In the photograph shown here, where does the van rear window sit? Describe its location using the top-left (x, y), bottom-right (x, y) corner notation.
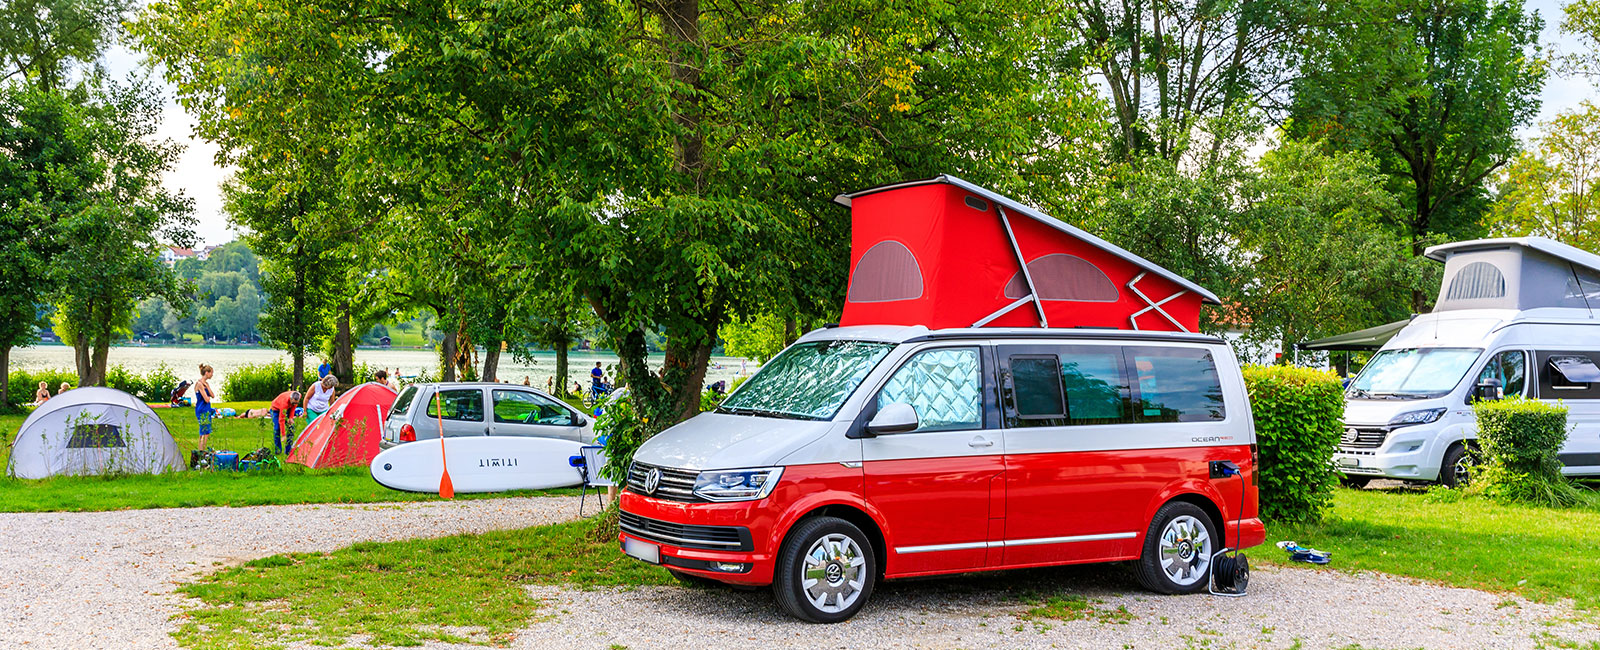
top-left (1128, 347), bottom-right (1225, 422)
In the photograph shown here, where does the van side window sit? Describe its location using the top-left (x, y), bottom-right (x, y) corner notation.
top-left (1009, 355), bottom-right (1067, 422)
top-left (1476, 350), bottom-right (1527, 400)
top-left (877, 348), bottom-right (981, 432)
top-left (1126, 347), bottom-right (1226, 422)
top-left (1060, 346), bottom-right (1131, 424)
top-left (1538, 351), bottom-right (1600, 399)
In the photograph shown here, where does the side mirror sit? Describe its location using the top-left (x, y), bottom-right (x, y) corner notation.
top-left (1473, 377), bottom-right (1503, 402)
top-left (865, 403), bottom-right (919, 436)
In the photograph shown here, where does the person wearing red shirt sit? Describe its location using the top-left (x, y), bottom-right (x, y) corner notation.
top-left (269, 390), bottom-right (303, 455)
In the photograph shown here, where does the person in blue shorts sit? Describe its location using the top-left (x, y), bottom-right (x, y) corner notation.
top-left (195, 364), bottom-right (218, 450)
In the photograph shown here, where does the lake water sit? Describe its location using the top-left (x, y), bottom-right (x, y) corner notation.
top-left (11, 345), bottom-right (757, 400)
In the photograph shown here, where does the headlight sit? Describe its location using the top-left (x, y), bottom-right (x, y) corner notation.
top-left (692, 467), bottom-right (784, 502)
top-left (1389, 408), bottom-right (1446, 427)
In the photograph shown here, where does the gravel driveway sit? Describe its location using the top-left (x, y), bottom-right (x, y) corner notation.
top-left (4, 498), bottom-right (1597, 650)
top-left (0, 497), bottom-right (577, 649)
top-left (510, 565), bottom-right (1600, 650)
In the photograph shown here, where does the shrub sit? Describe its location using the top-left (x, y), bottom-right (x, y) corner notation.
top-left (4, 368), bottom-right (80, 408)
top-left (223, 361), bottom-right (295, 402)
top-left (102, 364), bottom-right (181, 403)
top-left (1242, 365), bottom-right (1344, 522)
top-left (1471, 397), bottom-right (1583, 507)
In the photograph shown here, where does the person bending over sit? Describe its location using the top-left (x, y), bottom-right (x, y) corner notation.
top-left (269, 390), bottom-right (303, 455)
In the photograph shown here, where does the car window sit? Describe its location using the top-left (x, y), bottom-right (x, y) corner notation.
top-left (1127, 346), bottom-right (1226, 422)
top-left (391, 386), bottom-right (418, 417)
top-left (1061, 347), bottom-right (1131, 424)
top-left (876, 348), bottom-right (981, 432)
top-left (1010, 356), bottom-right (1066, 420)
top-left (493, 390), bottom-right (576, 426)
top-left (1477, 350), bottom-right (1527, 400)
top-left (426, 389), bottom-right (484, 422)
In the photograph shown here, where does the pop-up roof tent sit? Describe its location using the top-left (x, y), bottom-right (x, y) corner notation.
top-left (286, 383), bottom-right (396, 469)
top-left (8, 387), bottom-right (183, 479)
top-left (833, 176), bottom-right (1220, 331)
top-left (1424, 236), bottom-right (1600, 315)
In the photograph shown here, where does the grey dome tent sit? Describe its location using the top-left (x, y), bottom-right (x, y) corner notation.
top-left (7, 387), bottom-right (183, 479)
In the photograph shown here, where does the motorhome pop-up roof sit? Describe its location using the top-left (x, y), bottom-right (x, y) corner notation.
top-left (833, 176), bottom-right (1220, 332)
top-left (1423, 236), bottom-right (1600, 316)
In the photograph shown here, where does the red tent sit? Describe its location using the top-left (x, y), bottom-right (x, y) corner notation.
top-left (286, 383), bottom-right (397, 469)
top-left (833, 176), bottom-right (1219, 331)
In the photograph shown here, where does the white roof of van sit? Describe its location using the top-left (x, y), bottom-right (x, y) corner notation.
top-left (1425, 236), bottom-right (1600, 273)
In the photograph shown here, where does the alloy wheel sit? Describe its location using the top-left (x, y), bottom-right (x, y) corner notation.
top-left (1158, 514), bottom-right (1212, 586)
top-left (801, 533), bottom-right (867, 613)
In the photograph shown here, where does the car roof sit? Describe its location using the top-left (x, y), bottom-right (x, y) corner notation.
top-left (797, 324), bottom-right (1223, 346)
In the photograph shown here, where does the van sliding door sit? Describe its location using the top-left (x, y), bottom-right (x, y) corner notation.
top-left (999, 344), bottom-right (1140, 566)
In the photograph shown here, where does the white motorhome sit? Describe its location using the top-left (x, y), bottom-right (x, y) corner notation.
top-left (1335, 236), bottom-right (1600, 487)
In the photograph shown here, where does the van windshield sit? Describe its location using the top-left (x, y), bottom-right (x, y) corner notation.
top-left (1348, 348), bottom-right (1483, 400)
top-left (717, 340), bottom-right (895, 420)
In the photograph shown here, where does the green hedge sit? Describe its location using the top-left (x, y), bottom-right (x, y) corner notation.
top-left (6, 365), bottom-right (180, 406)
top-left (223, 361), bottom-right (296, 402)
top-left (5, 368), bottom-right (80, 407)
top-left (1242, 365), bottom-right (1344, 522)
top-left (1471, 397), bottom-right (1582, 507)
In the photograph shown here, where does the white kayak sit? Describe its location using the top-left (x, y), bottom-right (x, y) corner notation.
top-left (370, 436), bottom-right (588, 493)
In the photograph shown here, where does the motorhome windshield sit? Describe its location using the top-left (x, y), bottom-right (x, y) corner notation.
top-left (1348, 348), bottom-right (1483, 400)
top-left (717, 340), bottom-right (895, 420)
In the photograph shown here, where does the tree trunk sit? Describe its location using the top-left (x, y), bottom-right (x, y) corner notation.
top-left (784, 317), bottom-right (798, 346)
top-left (665, 341), bottom-right (714, 422)
top-left (89, 330), bottom-right (111, 386)
top-left (73, 341), bottom-right (90, 385)
top-left (440, 327), bottom-right (458, 382)
top-left (1, 345), bottom-right (10, 408)
top-left (554, 338), bottom-right (569, 397)
top-left (292, 350), bottom-right (305, 387)
top-left (333, 302), bottom-right (353, 383)
top-left (481, 340), bottom-right (501, 383)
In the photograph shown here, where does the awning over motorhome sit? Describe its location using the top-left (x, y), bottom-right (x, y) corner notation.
top-left (1550, 355), bottom-right (1600, 383)
top-left (1296, 320), bottom-right (1409, 351)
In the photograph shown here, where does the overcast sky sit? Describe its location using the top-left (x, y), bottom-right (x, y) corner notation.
top-left (105, 0), bottom-right (1598, 247)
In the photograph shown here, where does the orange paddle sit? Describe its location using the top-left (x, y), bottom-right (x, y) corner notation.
top-left (434, 392), bottom-right (454, 499)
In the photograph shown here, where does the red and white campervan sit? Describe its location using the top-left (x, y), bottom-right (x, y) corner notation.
top-left (618, 177), bottom-right (1265, 622)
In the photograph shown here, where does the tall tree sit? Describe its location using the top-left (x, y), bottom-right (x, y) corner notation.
top-left (50, 80), bottom-right (195, 385)
top-left (1290, 0), bottom-right (1545, 309)
top-left (0, 0), bottom-right (128, 91)
top-left (1489, 102), bottom-right (1600, 251)
top-left (1064, 0), bottom-right (1312, 162)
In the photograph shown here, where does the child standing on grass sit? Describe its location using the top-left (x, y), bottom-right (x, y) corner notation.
top-left (195, 364), bottom-right (217, 450)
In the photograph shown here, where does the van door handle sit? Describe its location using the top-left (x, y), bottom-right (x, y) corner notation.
top-left (969, 436), bottom-right (994, 448)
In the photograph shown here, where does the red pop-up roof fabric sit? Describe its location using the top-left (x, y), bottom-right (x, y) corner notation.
top-left (836, 177), bottom-right (1217, 332)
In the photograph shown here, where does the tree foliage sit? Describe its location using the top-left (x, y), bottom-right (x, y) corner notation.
top-left (1489, 102), bottom-right (1600, 251)
top-left (1290, 0), bottom-right (1545, 300)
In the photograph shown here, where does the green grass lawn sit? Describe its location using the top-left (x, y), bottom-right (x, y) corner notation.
top-left (1266, 487), bottom-right (1600, 610)
top-left (175, 513), bottom-right (666, 648)
top-left (0, 400), bottom-right (569, 512)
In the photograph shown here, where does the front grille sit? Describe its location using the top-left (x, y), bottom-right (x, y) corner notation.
top-left (619, 511), bottom-right (752, 551)
top-left (626, 462), bottom-right (702, 502)
top-left (1339, 426), bottom-right (1389, 449)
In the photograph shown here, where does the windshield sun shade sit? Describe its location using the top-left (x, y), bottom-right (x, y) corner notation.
top-left (1550, 355), bottom-right (1600, 383)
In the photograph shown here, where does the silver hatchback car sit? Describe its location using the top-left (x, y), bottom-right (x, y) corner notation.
top-left (380, 382), bottom-right (595, 449)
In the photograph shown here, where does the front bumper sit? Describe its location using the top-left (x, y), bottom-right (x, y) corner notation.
top-left (1331, 424), bottom-right (1443, 481)
top-left (618, 490), bottom-right (781, 586)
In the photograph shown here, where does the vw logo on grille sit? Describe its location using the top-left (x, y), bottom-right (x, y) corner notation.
top-left (642, 467), bottom-right (662, 495)
top-left (1342, 428), bottom-right (1360, 445)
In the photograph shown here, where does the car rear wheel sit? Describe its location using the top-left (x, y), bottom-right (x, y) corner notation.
top-left (1135, 501), bottom-right (1219, 595)
top-left (773, 516), bottom-right (876, 623)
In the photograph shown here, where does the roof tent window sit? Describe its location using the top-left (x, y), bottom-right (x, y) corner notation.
top-left (1003, 254), bottom-right (1119, 302)
top-left (847, 240), bottom-right (924, 303)
top-left (1445, 261), bottom-right (1506, 301)
top-left (67, 424), bottom-right (124, 449)
top-left (1550, 355), bottom-right (1600, 386)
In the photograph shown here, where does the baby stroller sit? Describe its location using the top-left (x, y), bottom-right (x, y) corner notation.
top-left (169, 380), bottom-right (193, 407)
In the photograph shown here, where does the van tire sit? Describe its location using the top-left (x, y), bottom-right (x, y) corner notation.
top-left (773, 516), bottom-right (877, 623)
top-left (1135, 501), bottom-right (1219, 595)
top-left (1439, 443), bottom-right (1473, 489)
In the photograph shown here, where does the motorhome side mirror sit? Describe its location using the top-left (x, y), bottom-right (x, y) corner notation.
top-left (864, 403), bottom-right (919, 436)
top-left (1474, 378), bottom-right (1503, 402)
